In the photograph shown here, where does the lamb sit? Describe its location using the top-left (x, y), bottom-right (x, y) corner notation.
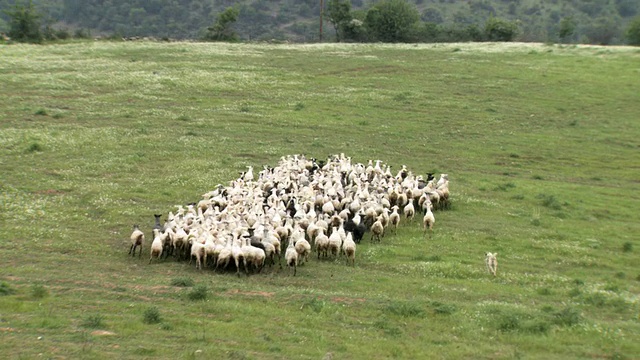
top-left (485, 252), bottom-right (498, 276)
top-left (285, 238), bottom-right (298, 276)
top-left (129, 224), bottom-right (145, 257)
top-left (149, 229), bottom-right (163, 263)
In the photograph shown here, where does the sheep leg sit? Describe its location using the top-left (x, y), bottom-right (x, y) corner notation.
top-left (235, 258), bottom-right (241, 277)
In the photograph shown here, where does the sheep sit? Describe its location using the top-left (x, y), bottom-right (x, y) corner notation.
top-left (422, 202), bottom-right (435, 238)
top-left (342, 232), bottom-right (356, 266)
top-left (389, 205), bottom-right (400, 234)
top-left (485, 252), bottom-right (498, 276)
top-left (231, 234), bottom-right (246, 277)
top-left (403, 198), bottom-right (415, 222)
top-left (153, 214), bottom-right (163, 235)
top-left (129, 224), bottom-right (145, 257)
top-left (189, 239), bottom-right (205, 270)
top-left (343, 217), bottom-right (366, 244)
top-left (315, 230), bottom-right (329, 259)
top-left (215, 236), bottom-right (233, 271)
top-left (370, 216), bottom-right (384, 242)
top-left (328, 226), bottom-right (342, 258)
top-left (285, 237), bottom-right (298, 276)
top-left (294, 237), bottom-right (311, 265)
top-left (144, 154), bottom-right (451, 277)
top-left (149, 229), bottom-right (163, 263)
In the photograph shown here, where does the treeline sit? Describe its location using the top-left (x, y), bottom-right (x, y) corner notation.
top-left (1, 0), bottom-right (639, 45)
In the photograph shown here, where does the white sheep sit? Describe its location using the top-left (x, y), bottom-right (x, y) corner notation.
top-left (328, 226), bottom-right (342, 258)
top-left (403, 199), bottom-right (415, 222)
top-left (189, 239), bottom-right (206, 270)
top-left (149, 229), bottom-right (163, 264)
top-left (485, 252), bottom-right (498, 276)
top-left (285, 238), bottom-right (298, 276)
top-left (342, 232), bottom-right (356, 266)
top-left (129, 224), bottom-right (145, 258)
top-left (422, 203), bottom-right (435, 238)
top-left (389, 205), bottom-right (400, 234)
top-left (315, 230), bottom-right (329, 259)
top-left (370, 216), bottom-right (384, 242)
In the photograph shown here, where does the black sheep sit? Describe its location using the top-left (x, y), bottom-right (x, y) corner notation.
top-left (343, 219), bottom-right (367, 244)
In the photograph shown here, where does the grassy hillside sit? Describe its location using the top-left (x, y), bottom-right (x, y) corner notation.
top-left (0, 41), bottom-right (639, 359)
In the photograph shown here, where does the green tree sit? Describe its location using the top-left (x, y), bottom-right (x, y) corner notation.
top-left (624, 16), bottom-right (640, 45)
top-left (327, 0), bottom-right (352, 42)
top-left (4, 0), bottom-right (42, 43)
top-left (558, 16), bottom-right (577, 43)
top-left (364, 0), bottom-right (420, 43)
top-left (204, 6), bottom-right (239, 41)
top-left (484, 17), bottom-right (518, 41)
top-left (584, 16), bottom-right (621, 45)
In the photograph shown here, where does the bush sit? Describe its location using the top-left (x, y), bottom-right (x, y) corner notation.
top-left (4, 0), bottom-right (42, 43)
top-left (82, 314), bottom-right (105, 329)
top-left (364, 0), bottom-right (420, 42)
top-left (170, 277), bottom-right (194, 287)
top-left (143, 306), bottom-right (162, 324)
top-left (187, 284), bottom-right (208, 301)
top-left (386, 301), bottom-right (425, 318)
top-left (31, 283), bottom-right (48, 299)
top-left (0, 282), bottom-right (15, 296)
top-left (626, 17), bottom-right (640, 45)
top-left (553, 306), bottom-right (582, 327)
top-left (485, 17), bottom-right (519, 41)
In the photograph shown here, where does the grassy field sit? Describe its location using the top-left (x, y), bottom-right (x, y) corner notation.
top-left (0, 40), bottom-right (639, 359)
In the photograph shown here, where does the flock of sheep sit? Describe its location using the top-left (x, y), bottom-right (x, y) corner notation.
top-left (128, 154), bottom-right (451, 276)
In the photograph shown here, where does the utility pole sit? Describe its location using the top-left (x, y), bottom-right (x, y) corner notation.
top-left (319, 0), bottom-right (323, 42)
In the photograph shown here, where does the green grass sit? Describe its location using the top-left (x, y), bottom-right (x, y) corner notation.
top-left (0, 41), bottom-right (639, 359)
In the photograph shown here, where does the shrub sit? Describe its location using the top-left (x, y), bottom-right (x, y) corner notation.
top-left (522, 319), bottom-right (550, 334)
top-left (0, 282), bottom-right (15, 296)
top-left (187, 284), bottom-right (208, 301)
top-left (553, 306), bottom-right (582, 327)
top-left (171, 277), bottom-right (194, 287)
top-left (485, 17), bottom-right (519, 41)
top-left (430, 301), bottom-right (456, 315)
top-left (386, 301), bottom-right (425, 318)
top-left (4, 0), bottom-right (43, 43)
top-left (31, 283), bottom-right (48, 299)
top-left (143, 306), bottom-right (161, 324)
top-left (82, 314), bottom-right (105, 329)
top-left (302, 297), bottom-right (326, 313)
top-left (626, 16), bottom-right (640, 45)
top-left (364, 0), bottom-right (420, 42)
top-left (27, 142), bottom-right (43, 153)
